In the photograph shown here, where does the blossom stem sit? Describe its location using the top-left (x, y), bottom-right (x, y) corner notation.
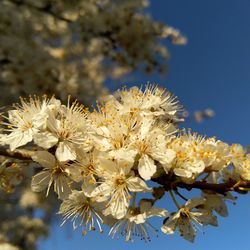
top-left (174, 189), bottom-right (188, 201)
top-left (169, 190), bottom-right (180, 209)
top-left (131, 192), bottom-right (137, 209)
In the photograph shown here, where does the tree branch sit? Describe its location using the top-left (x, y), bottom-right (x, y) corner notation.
top-left (176, 180), bottom-right (250, 193)
top-left (152, 174), bottom-right (250, 194)
top-left (0, 146), bottom-right (33, 160)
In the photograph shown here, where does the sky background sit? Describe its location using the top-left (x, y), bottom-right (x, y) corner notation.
top-left (39, 0), bottom-right (250, 249)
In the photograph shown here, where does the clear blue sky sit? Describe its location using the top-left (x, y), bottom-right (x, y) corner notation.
top-left (39, 1), bottom-right (250, 249)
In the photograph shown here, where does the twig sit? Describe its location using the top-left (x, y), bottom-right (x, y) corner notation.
top-left (0, 146), bottom-right (33, 160)
top-left (152, 174), bottom-right (250, 194)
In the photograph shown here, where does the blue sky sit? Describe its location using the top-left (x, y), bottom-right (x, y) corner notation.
top-left (39, 1), bottom-right (250, 249)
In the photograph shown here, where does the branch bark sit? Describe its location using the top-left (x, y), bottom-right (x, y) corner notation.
top-left (153, 174), bottom-right (250, 194)
top-left (176, 180), bottom-right (250, 193)
top-left (0, 146), bottom-right (33, 160)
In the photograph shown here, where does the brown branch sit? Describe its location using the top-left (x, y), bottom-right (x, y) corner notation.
top-left (152, 174), bottom-right (250, 194)
top-left (0, 146), bottom-right (33, 160)
top-left (176, 180), bottom-right (250, 193)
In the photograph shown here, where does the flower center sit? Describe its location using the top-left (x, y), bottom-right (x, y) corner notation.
top-left (58, 130), bottom-right (71, 140)
top-left (137, 141), bottom-right (150, 155)
top-left (176, 151), bottom-right (187, 159)
top-left (21, 121), bottom-right (33, 131)
top-left (115, 176), bottom-right (126, 187)
top-left (52, 164), bottom-right (66, 175)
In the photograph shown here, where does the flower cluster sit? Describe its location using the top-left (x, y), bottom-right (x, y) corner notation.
top-left (0, 85), bottom-right (249, 243)
top-left (0, 1), bottom-right (186, 248)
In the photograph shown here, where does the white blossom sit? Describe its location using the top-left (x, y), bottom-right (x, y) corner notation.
top-left (1, 96), bottom-right (59, 151)
top-left (129, 119), bottom-right (176, 180)
top-left (90, 157), bottom-right (151, 219)
top-left (31, 151), bottom-right (81, 199)
top-left (161, 198), bottom-right (217, 242)
top-left (34, 101), bottom-right (91, 162)
top-left (109, 200), bottom-right (168, 242)
top-left (59, 190), bottom-right (104, 233)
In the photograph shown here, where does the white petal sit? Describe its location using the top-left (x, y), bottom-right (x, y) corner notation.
top-left (161, 224), bottom-right (175, 234)
top-left (139, 118), bottom-right (153, 138)
top-left (98, 157), bottom-right (118, 175)
top-left (151, 149), bottom-right (176, 165)
top-left (204, 194), bottom-right (228, 217)
top-left (178, 217), bottom-right (196, 242)
top-left (31, 171), bottom-right (51, 192)
top-left (56, 142), bottom-right (76, 162)
top-left (161, 214), bottom-right (178, 234)
top-left (7, 130), bottom-right (33, 151)
top-left (185, 197), bottom-right (205, 209)
top-left (174, 168), bottom-right (192, 178)
top-left (32, 151), bottom-right (56, 169)
top-left (97, 126), bottom-right (111, 137)
top-left (146, 208), bottom-right (169, 218)
top-left (189, 160), bottom-right (205, 174)
top-left (138, 154), bottom-right (156, 180)
top-left (32, 111), bottom-right (48, 129)
top-left (90, 183), bottom-right (111, 199)
top-left (130, 214), bottom-right (146, 224)
top-left (109, 149), bottom-right (137, 164)
top-left (33, 132), bottom-right (58, 149)
top-left (92, 136), bottom-right (111, 151)
top-left (118, 160), bottom-right (134, 175)
top-left (192, 210), bottom-right (218, 226)
top-left (110, 197), bottom-right (128, 219)
top-left (213, 201), bottom-right (228, 217)
top-left (47, 114), bottom-right (61, 133)
top-left (127, 177), bottom-right (151, 192)
top-left (66, 165), bottom-right (82, 182)
top-left (103, 206), bottom-right (112, 217)
top-left (54, 175), bottom-right (72, 200)
top-left (81, 181), bottom-right (97, 197)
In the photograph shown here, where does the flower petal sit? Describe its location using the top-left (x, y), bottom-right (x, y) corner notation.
top-left (31, 171), bottom-right (51, 192)
top-left (173, 168), bottom-right (192, 178)
top-left (146, 207), bottom-right (169, 218)
top-left (33, 132), bottom-right (58, 149)
top-left (151, 148), bottom-right (176, 165)
top-left (32, 151), bottom-right (56, 169)
top-left (7, 129), bottom-right (33, 151)
top-left (185, 197), bottom-right (205, 209)
top-left (138, 154), bottom-right (156, 180)
top-left (56, 142), bottom-right (76, 162)
top-left (127, 177), bottom-right (151, 192)
top-left (178, 217), bottom-right (196, 242)
top-left (54, 175), bottom-right (72, 200)
top-left (90, 183), bottom-right (111, 200)
top-left (161, 214), bottom-right (178, 234)
top-left (110, 196), bottom-right (128, 219)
